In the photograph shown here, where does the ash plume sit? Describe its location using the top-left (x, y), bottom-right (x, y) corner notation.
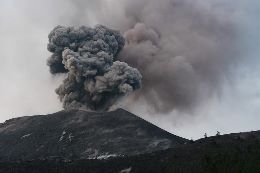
top-left (47, 25), bottom-right (142, 111)
top-left (47, 0), bottom-right (242, 114)
top-left (116, 0), bottom-right (241, 113)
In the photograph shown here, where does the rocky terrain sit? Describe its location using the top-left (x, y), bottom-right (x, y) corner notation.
top-left (0, 109), bottom-right (187, 161)
top-left (0, 109), bottom-right (259, 173)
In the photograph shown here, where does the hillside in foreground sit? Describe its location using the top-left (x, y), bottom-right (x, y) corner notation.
top-left (0, 109), bottom-right (259, 173)
top-left (0, 109), bottom-right (187, 161)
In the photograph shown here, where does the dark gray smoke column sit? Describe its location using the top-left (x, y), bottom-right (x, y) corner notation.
top-left (47, 25), bottom-right (142, 111)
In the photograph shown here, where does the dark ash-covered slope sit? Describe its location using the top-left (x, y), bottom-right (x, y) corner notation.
top-left (0, 109), bottom-right (187, 161)
top-left (1, 130), bottom-right (260, 173)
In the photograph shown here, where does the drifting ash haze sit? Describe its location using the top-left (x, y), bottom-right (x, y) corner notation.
top-left (116, 0), bottom-right (240, 114)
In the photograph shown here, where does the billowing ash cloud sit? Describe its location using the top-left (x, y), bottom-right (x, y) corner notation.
top-left (47, 25), bottom-right (142, 111)
top-left (116, 0), bottom-right (241, 114)
top-left (46, 0), bottom-right (243, 114)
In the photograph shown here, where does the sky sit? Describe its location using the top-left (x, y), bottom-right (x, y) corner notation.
top-left (0, 0), bottom-right (259, 139)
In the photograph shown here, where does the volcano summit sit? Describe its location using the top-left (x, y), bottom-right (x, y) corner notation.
top-left (0, 109), bottom-right (187, 161)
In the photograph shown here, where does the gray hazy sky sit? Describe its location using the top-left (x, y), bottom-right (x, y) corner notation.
top-left (0, 0), bottom-right (259, 139)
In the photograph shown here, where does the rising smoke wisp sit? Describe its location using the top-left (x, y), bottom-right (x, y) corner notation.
top-left (47, 25), bottom-right (142, 111)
